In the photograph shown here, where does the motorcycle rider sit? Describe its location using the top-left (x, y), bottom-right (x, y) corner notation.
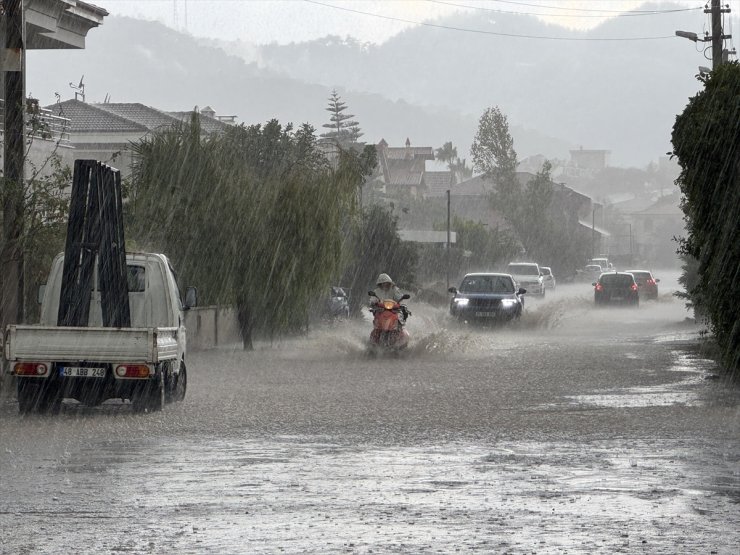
top-left (373, 273), bottom-right (403, 302)
top-left (371, 273), bottom-right (409, 324)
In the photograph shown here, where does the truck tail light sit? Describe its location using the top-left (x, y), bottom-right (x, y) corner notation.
top-left (115, 364), bottom-right (151, 378)
top-left (14, 362), bottom-right (48, 376)
top-left (595, 283), bottom-right (603, 292)
top-left (631, 284), bottom-right (639, 291)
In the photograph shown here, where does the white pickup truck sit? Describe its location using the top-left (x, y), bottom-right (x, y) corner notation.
top-left (4, 252), bottom-right (196, 413)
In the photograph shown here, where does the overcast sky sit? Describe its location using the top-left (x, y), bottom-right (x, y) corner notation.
top-left (98, 0), bottom-right (715, 44)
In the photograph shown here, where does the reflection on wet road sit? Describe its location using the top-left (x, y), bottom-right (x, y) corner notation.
top-left (1, 275), bottom-right (738, 553)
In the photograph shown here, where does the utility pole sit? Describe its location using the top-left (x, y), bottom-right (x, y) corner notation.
top-left (2, 0), bottom-right (26, 332)
top-left (446, 189), bottom-right (451, 291)
top-left (710, 0), bottom-right (723, 70)
top-left (591, 208), bottom-right (595, 260)
top-left (676, 0), bottom-right (732, 70)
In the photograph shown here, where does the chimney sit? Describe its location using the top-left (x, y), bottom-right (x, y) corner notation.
top-left (405, 137), bottom-right (411, 159)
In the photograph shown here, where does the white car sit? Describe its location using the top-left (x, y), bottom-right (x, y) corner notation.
top-left (540, 266), bottom-right (556, 290)
top-left (506, 262), bottom-right (546, 297)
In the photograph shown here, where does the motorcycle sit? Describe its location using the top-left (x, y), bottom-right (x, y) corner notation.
top-left (368, 290), bottom-right (411, 353)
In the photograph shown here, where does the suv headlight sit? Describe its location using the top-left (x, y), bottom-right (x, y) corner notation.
top-left (454, 298), bottom-right (469, 306)
top-left (500, 299), bottom-right (517, 308)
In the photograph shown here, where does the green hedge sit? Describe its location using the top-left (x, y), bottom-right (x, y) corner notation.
top-left (672, 62), bottom-right (740, 380)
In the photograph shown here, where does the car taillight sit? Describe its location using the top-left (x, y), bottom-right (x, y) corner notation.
top-left (595, 283), bottom-right (603, 292)
top-left (647, 279), bottom-right (656, 285)
top-left (115, 364), bottom-right (151, 378)
top-left (14, 362), bottom-right (48, 376)
top-left (631, 284), bottom-right (639, 291)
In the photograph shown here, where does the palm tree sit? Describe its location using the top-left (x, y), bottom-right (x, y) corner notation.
top-left (435, 141), bottom-right (458, 166)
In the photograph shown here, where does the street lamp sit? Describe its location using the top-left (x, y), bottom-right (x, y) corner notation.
top-left (675, 30), bottom-right (702, 42)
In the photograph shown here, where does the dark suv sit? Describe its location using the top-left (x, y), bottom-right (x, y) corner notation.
top-left (594, 272), bottom-right (639, 307)
top-left (449, 273), bottom-right (525, 323)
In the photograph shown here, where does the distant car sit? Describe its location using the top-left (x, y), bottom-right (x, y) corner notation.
top-left (581, 264), bottom-right (603, 282)
top-left (590, 257), bottom-right (614, 272)
top-left (449, 273), bottom-right (525, 323)
top-left (594, 272), bottom-right (639, 307)
top-left (326, 286), bottom-right (350, 318)
top-left (506, 262), bottom-right (545, 297)
top-left (540, 266), bottom-right (556, 290)
top-left (626, 270), bottom-right (660, 300)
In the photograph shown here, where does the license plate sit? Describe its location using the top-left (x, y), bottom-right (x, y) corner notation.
top-left (475, 311), bottom-right (497, 317)
top-left (611, 296), bottom-right (624, 301)
top-left (60, 366), bottom-right (106, 378)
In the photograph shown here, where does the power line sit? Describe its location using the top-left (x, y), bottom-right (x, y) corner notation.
top-left (304, 0), bottom-right (678, 41)
top-left (429, 0), bottom-right (704, 18)
top-left (484, 0), bottom-right (703, 14)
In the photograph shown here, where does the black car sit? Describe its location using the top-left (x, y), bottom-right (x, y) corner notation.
top-left (449, 273), bottom-right (525, 323)
top-left (594, 272), bottom-right (639, 306)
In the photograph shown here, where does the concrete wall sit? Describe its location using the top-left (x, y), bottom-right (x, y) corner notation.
top-left (183, 306), bottom-right (241, 350)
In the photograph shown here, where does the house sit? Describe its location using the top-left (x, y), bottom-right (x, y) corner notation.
top-left (624, 191), bottom-right (684, 266)
top-left (423, 170), bottom-right (456, 197)
top-left (449, 172), bottom-right (609, 260)
top-left (374, 138), bottom-right (435, 199)
top-left (569, 147), bottom-right (611, 172)
top-left (0, 1), bottom-right (107, 174)
top-left (45, 100), bottom-right (233, 176)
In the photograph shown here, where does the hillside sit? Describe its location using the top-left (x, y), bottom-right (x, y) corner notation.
top-left (254, 2), bottom-right (705, 165)
top-left (26, 17), bottom-right (571, 161)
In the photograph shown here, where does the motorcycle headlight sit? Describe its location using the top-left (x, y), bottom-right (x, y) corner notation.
top-left (500, 299), bottom-right (517, 308)
top-left (454, 297), bottom-right (469, 306)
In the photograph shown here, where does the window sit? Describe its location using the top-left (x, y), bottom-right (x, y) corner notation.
top-left (127, 265), bottom-right (146, 292)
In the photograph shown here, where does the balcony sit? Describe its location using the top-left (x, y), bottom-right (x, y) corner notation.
top-left (0, 99), bottom-right (72, 148)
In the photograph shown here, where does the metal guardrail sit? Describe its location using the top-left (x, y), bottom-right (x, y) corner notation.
top-left (0, 99), bottom-right (72, 147)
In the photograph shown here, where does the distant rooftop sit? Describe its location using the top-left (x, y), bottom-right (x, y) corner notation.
top-left (424, 171), bottom-right (455, 197)
top-left (45, 99), bottom-right (232, 136)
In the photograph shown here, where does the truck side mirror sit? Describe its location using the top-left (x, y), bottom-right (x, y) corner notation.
top-left (37, 284), bottom-right (46, 305)
top-left (518, 288), bottom-right (526, 295)
top-left (184, 286), bottom-right (198, 310)
top-left (448, 287), bottom-right (457, 294)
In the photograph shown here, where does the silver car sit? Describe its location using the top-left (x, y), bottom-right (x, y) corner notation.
top-left (540, 266), bottom-right (556, 290)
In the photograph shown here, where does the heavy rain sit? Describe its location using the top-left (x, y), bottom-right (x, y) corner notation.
top-left (1, 1), bottom-right (739, 554)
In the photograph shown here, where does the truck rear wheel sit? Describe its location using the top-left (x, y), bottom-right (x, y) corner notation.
top-left (173, 361), bottom-right (187, 402)
top-left (165, 360), bottom-right (187, 403)
top-left (17, 379), bottom-right (39, 414)
top-left (17, 379), bottom-right (61, 414)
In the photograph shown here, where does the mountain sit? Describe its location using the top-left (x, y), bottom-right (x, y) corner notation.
top-left (26, 17), bottom-right (571, 162)
top-left (251, 2), bottom-right (706, 166)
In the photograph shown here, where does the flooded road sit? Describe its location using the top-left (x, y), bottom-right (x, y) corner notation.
top-left (1, 275), bottom-right (739, 553)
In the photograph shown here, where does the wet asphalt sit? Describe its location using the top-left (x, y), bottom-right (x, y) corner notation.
top-left (1, 275), bottom-right (738, 554)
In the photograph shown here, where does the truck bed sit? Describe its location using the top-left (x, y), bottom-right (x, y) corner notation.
top-left (4, 325), bottom-right (179, 363)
